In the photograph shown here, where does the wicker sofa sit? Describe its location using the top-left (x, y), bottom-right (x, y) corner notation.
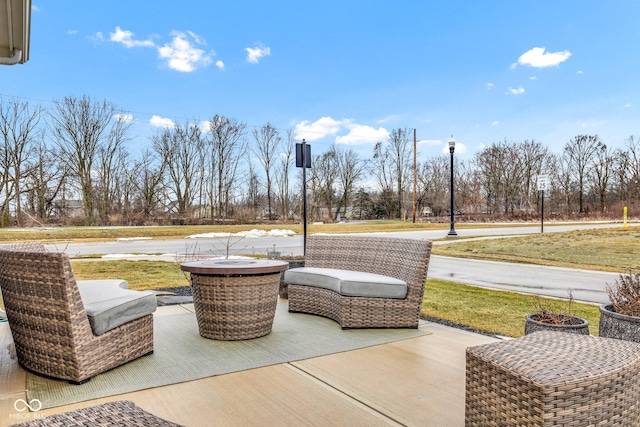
top-left (0, 242), bottom-right (156, 384)
top-left (285, 235), bottom-right (432, 329)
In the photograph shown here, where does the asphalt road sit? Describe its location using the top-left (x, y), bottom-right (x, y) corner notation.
top-left (50, 221), bottom-right (636, 304)
top-left (428, 255), bottom-right (616, 304)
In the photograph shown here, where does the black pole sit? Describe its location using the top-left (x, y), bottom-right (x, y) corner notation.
top-left (541, 189), bottom-right (544, 233)
top-left (447, 142), bottom-right (457, 237)
top-left (302, 139), bottom-right (308, 257)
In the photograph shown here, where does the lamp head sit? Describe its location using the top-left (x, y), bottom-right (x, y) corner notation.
top-left (448, 136), bottom-right (456, 154)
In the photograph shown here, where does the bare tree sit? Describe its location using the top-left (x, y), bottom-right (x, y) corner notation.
top-left (474, 143), bottom-right (505, 215)
top-left (387, 128), bottom-right (412, 219)
top-left (24, 136), bottom-right (68, 223)
top-left (371, 141), bottom-right (393, 191)
top-left (312, 146), bottom-right (338, 221)
top-left (49, 96), bottom-right (127, 225)
top-left (152, 122), bottom-right (202, 220)
top-left (418, 155), bottom-right (449, 216)
top-left (519, 140), bottom-right (549, 212)
top-left (589, 142), bottom-right (614, 213)
top-left (624, 136), bottom-right (640, 204)
top-left (245, 161), bottom-right (261, 217)
top-left (132, 148), bottom-right (166, 219)
top-left (275, 129), bottom-right (295, 219)
top-left (564, 135), bottom-right (603, 214)
top-left (252, 123), bottom-right (281, 219)
top-left (334, 147), bottom-right (364, 221)
top-left (0, 97), bottom-right (43, 226)
top-left (207, 115), bottom-right (247, 219)
top-left (95, 116), bottom-right (133, 224)
top-left (369, 141), bottom-right (395, 218)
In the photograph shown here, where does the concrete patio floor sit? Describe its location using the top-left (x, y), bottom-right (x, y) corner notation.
top-left (0, 303), bottom-right (499, 427)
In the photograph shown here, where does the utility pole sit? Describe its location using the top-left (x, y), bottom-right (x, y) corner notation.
top-left (412, 128), bottom-right (417, 223)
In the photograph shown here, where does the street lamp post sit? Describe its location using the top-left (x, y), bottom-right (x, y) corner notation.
top-left (447, 136), bottom-right (457, 237)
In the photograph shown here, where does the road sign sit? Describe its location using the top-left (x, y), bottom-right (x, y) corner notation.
top-left (537, 174), bottom-right (549, 191)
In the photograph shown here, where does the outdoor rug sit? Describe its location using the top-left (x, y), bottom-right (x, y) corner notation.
top-left (27, 302), bottom-right (430, 409)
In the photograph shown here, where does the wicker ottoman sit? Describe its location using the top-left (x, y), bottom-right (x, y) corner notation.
top-left (466, 331), bottom-right (640, 426)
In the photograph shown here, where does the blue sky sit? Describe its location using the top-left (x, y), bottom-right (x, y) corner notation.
top-left (3, 1), bottom-right (640, 160)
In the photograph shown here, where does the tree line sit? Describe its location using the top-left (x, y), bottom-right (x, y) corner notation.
top-left (1, 95), bottom-right (638, 227)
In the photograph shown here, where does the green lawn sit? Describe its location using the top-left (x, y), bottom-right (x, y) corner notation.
top-left (422, 279), bottom-right (601, 337)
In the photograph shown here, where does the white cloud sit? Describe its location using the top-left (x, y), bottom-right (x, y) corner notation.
top-left (577, 70), bottom-right (583, 74)
top-left (197, 120), bottom-right (213, 133)
top-left (491, 121), bottom-right (500, 126)
top-left (529, 76), bottom-right (537, 80)
top-left (215, 60), bottom-right (225, 70)
top-left (245, 44), bottom-right (271, 63)
top-left (507, 86), bottom-right (525, 95)
top-left (110, 26), bottom-right (155, 48)
top-left (294, 117), bottom-right (347, 141)
top-left (486, 83), bottom-right (494, 89)
top-left (625, 103), bottom-right (632, 108)
top-left (150, 115), bottom-right (176, 128)
top-left (106, 27), bottom-right (214, 73)
top-left (512, 47), bottom-right (571, 69)
top-left (158, 31), bottom-right (213, 72)
top-left (377, 114), bottom-right (401, 124)
top-left (113, 113), bottom-right (134, 122)
top-left (67, 29), bottom-right (78, 36)
top-left (336, 125), bottom-right (389, 145)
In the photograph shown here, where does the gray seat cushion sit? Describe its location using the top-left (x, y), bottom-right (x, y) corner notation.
top-left (77, 280), bottom-right (157, 336)
top-left (284, 267), bottom-right (407, 299)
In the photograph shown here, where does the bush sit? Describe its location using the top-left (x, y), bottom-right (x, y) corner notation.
top-left (607, 273), bottom-right (640, 317)
top-left (1, 211), bottom-right (10, 228)
top-left (532, 292), bottom-right (576, 325)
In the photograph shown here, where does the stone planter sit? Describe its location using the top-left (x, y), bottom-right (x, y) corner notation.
top-left (524, 313), bottom-right (590, 335)
top-left (599, 304), bottom-right (640, 343)
top-left (278, 259), bottom-right (305, 299)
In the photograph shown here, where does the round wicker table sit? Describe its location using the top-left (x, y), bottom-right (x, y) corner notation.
top-left (180, 259), bottom-right (288, 340)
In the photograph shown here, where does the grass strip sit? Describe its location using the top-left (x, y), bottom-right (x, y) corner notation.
top-left (421, 279), bottom-right (601, 338)
top-left (70, 260), bottom-right (188, 291)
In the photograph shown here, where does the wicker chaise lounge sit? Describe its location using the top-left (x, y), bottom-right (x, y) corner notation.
top-left (0, 243), bottom-right (156, 384)
top-left (285, 235), bottom-right (432, 329)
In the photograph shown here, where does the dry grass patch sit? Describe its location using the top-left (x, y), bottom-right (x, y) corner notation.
top-left (433, 228), bottom-right (640, 272)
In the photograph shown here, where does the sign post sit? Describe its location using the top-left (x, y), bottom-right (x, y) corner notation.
top-left (295, 140), bottom-right (311, 256)
top-left (537, 174), bottom-right (549, 233)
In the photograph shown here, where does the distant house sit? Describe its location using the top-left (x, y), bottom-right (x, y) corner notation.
top-left (52, 200), bottom-right (84, 218)
top-left (315, 207), bottom-right (354, 221)
top-left (421, 206), bottom-right (434, 217)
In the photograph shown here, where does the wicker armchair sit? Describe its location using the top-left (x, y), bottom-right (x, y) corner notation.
top-left (0, 243), bottom-right (154, 384)
top-left (287, 235), bottom-right (432, 329)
